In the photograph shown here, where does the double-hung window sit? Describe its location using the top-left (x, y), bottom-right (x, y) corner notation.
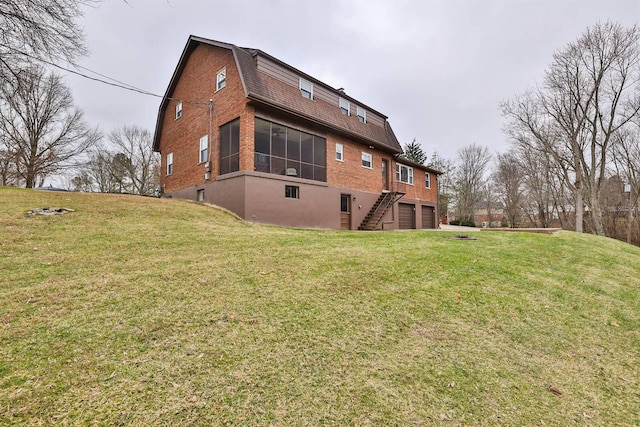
top-left (199, 135), bottom-right (208, 163)
top-left (339, 98), bottom-right (350, 115)
top-left (336, 143), bottom-right (344, 161)
top-left (216, 68), bottom-right (226, 91)
top-left (167, 152), bottom-right (173, 176)
top-left (425, 172), bottom-right (431, 189)
top-left (396, 163), bottom-right (414, 185)
top-left (299, 78), bottom-right (313, 99)
top-left (176, 102), bottom-right (183, 119)
top-left (361, 152), bottom-right (372, 169)
top-left (357, 106), bottom-right (366, 123)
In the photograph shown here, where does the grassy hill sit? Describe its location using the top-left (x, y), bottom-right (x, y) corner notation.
top-left (1, 187), bottom-right (639, 425)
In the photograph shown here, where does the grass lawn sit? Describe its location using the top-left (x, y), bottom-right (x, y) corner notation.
top-left (1, 187), bottom-right (639, 425)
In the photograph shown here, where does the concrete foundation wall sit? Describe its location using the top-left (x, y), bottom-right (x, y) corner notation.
top-left (165, 171), bottom-right (412, 230)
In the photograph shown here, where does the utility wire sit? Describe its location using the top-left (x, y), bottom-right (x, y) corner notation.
top-left (0, 43), bottom-right (210, 106)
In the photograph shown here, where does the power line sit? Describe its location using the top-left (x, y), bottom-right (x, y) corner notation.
top-left (0, 42), bottom-right (162, 97)
top-left (0, 43), bottom-right (210, 106)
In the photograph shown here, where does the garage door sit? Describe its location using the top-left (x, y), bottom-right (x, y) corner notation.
top-left (421, 206), bottom-right (435, 229)
top-left (398, 203), bottom-right (415, 229)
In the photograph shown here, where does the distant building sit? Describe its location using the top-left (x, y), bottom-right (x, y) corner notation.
top-left (448, 201), bottom-right (504, 228)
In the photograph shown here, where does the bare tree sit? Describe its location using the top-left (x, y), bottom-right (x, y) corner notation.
top-left (0, 134), bottom-right (19, 186)
top-left (428, 151), bottom-right (455, 221)
top-left (612, 126), bottom-right (640, 244)
top-left (70, 170), bottom-right (93, 192)
top-left (82, 147), bottom-right (115, 193)
top-left (0, 65), bottom-right (99, 188)
top-left (453, 144), bottom-right (492, 222)
top-left (108, 126), bottom-right (160, 195)
top-left (519, 141), bottom-right (558, 228)
top-left (494, 151), bottom-right (523, 228)
top-left (502, 21), bottom-right (640, 236)
top-left (554, 21), bottom-right (640, 236)
top-left (0, 0), bottom-right (93, 79)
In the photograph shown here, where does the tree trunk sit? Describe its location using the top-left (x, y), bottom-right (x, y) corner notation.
top-left (627, 193), bottom-right (633, 244)
top-left (25, 166), bottom-right (36, 188)
top-left (575, 182), bottom-right (583, 233)
top-left (589, 193), bottom-right (606, 236)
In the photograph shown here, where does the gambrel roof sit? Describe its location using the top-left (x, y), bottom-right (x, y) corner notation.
top-left (153, 36), bottom-right (403, 153)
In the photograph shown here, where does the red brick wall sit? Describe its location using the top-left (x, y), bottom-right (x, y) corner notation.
top-left (158, 43), bottom-right (437, 210)
top-left (327, 134), bottom-right (392, 193)
top-left (159, 44), bottom-right (249, 193)
top-left (239, 105), bottom-right (255, 172)
top-left (327, 134), bottom-right (438, 204)
top-left (397, 165), bottom-right (438, 203)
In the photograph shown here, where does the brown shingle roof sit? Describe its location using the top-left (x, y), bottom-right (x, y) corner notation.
top-left (153, 36), bottom-right (403, 154)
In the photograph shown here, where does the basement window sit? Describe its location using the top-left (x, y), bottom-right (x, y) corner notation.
top-left (197, 189), bottom-right (205, 202)
top-left (285, 185), bottom-right (299, 199)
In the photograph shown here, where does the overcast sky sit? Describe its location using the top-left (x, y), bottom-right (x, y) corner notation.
top-left (64, 0), bottom-right (639, 162)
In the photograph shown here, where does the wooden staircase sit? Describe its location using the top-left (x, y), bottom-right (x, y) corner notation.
top-left (358, 191), bottom-right (405, 230)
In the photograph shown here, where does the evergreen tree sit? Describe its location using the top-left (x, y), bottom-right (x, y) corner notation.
top-left (401, 138), bottom-right (427, 164)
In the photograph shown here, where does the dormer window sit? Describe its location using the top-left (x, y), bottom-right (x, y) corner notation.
top-left (339, 98), bottom-right (350, 115)
top-left (299, 78), bottom-right (313, 99)
top-left (357, 106), bottom-right (366, 123)
top-left (175, 102), bottom-right (182, 119)
top-left (216, 68), bottom-right (226, 91)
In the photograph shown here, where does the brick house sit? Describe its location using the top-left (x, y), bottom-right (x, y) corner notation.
top-left (448, 202), bottom-right (505, 228)
top-left (153, 36), bottom-right (440, 230)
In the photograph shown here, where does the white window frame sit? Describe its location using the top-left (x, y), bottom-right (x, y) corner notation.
top-left (176, 102), bottom-right (182, 119)
top-left (425, 172), bottom-right (431, 189)
top-left (336, 143), bottom-right (344, 161)
top-left (167, 152), bottom-right (173, 176)
top-left (396, 163), bottom-right (414, 185)
top-left (299, 78), bottom-right (313, 99)
top-left (361, 152), bottom-right (373, 169)
top-left (199, 135), bottom-right (208, 163)
top-left (285, 185), bottom-right (299, 199)
top-left (216, 68), bottom-right (226, 91)
top-left (339, 98), bottom-right (350, 115)
top-left (357, 106), bottom-right (366, 123)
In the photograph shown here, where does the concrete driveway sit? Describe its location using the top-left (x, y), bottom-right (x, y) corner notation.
top-left (438, 224), bottom-right (481, 232)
